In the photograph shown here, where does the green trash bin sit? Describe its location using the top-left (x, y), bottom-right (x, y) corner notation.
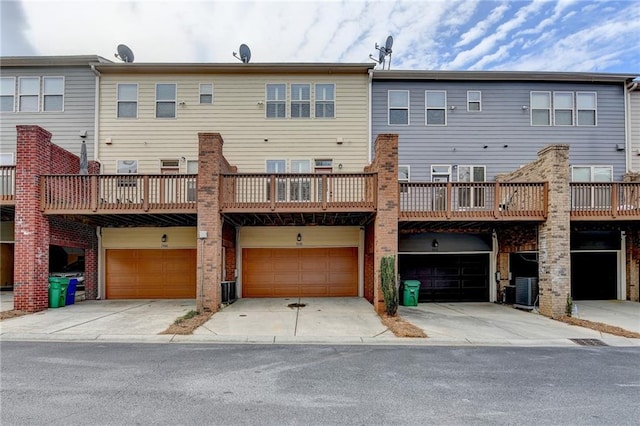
top-left (48, 277), bottom-right (68, 308)
top-left (59, 280), bottom-right (69, 307)
top-left (402, 280), bottom-right (421, 307)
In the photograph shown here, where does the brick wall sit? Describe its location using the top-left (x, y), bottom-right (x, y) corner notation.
top-left (365, 134), bottom-right (399, 314)
top-left (501, 145), bottom-right (571, 317)
top-left (496, 224), bottom-right (538, 295)
top-left (626, 227), bottom-right (639, 301)
top-left (222, 222), bottom-right (236, 282)
top-left (14, 125), bottom-right (98, 312)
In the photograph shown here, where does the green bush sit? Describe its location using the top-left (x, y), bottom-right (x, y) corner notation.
top-left (381, 255), bottom-right (398, 316)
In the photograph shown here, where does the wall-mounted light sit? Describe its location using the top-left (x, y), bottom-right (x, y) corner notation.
top-left (296, 233), bottom-right (302, 242)
top-left (161, 234), bottom-right (168, 243)
top-left (338, 163), bottom-right (343, 169)
top-left (432, 239), bottom-right (439, 248)
top-left (449, 105), bottom-right (456, 110)
top-left (521, 105), bottom-right (529, 110)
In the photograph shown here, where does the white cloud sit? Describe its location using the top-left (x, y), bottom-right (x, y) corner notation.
top-left (455, 1), bottom-right (509, 48)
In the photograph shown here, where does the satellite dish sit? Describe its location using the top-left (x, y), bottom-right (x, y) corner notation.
top-left (115, 44), bottom-right (135, 63)
top-left (384, 35), bottom-right (394, 54)
top-left (233, 43), bottom-right (251, 63)
top-left (378, 49), bottom-right (385, 64)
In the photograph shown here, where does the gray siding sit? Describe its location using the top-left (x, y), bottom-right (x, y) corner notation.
top-left (630, 91), bottom-right (640, 173)
top-left (0, 66), bottom-right (96, 162)
top-left (372, 80), bottom-right (627, 181)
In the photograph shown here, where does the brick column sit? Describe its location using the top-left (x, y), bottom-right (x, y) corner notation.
top-left (196, 133), bottom-right (225, 313)
top-left (14, 126), bottom-right (52, 312)
top-left (536, 145), bottom-right (571, 318)
top-left (368, 134), bottom-right (399, 314)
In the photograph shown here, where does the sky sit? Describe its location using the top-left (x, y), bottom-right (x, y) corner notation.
top-left (1, 0), bottom-right (639, 73)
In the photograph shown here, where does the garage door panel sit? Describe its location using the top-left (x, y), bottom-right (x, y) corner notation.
top-left (243, 247), bottom-right (357, 298)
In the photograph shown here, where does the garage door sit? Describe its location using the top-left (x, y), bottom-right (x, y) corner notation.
top-left (571, 252), bottom-right (617, 300)
top-left (106, 249), bottom-right (196, 299)
top-left (399, 254), bottom-right (489, 302)
top-left (242, 247), bottom-right (358, 297)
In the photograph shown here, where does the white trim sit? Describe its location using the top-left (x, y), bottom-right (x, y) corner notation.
top-left (0, 76), bottom-right (16, 112)
top-left (291, 83), bottom-right (311, 119)
top-left (155, 82), bottom-right (177, 119)
top-left (388, 89), bottom-right (409, 125)
top-left (17, 76), bottom-right (40, 112)
top-left (576, 91), bottom-right (597, 126)
top-left (42, 76), bottom-right (64, 112)
top-left (199, 83), bottom-right (214, 104)
top-left (467, 90), bottom-right (481, 112)
top-left (552, 91), bottom-right (574, 126)
top-left (430, 164), bottom-right (451, 182)
top-left (314, 83), bottom-right (335, 119)
top-left (425, 90), bottom-right (447, 126)
top-left (265, 82), bottom-right (287, 119)
top-left (0, 152), bottom-right (14, 165)
top-left (116, 82), bottom-right (138, 118)
top-left (530, 91), bottom-right (551, 126)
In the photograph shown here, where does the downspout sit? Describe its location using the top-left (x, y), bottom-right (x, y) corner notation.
top-left (368, 69), bottom-right (373, 163)
top-left (91, 65), bottom-right (101, 168)
top-left (626, 81), bottom-right (638, 172)
top-left (95, 226), bottom-right (102, 299)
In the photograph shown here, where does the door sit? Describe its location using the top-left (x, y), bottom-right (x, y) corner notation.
top-left (458, 166), bottom-right (486, 209)
top-left (242, 247), bottom-right (358, 297)
top-left (431, 165), bottom-right (451, 211)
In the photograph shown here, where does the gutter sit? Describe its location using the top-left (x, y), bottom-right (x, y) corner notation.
top-left (91, 65), bottom-right (101, 168)
top-left (368, 69), bottom-right (373, 163)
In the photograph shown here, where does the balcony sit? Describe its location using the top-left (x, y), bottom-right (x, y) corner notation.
top-left (0, 165), bottom-right (15, 205)
top-left (220, 173), bottom-right (377, 213)
top-left (570, 182), bottom-right (640, 220)
top-left (399, 182), bottom-right (548, 221)
top-left (41, 174), bottom-right (197, 214)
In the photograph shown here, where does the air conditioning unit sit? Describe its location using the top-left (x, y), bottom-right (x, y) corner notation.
top-left (515, 277), bottom-right (538, 309)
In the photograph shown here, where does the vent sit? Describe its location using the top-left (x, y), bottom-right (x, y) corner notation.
top-left (570, 338), bottom-right (608, 346)
top-left (514, 277), bottom-right (538, 308)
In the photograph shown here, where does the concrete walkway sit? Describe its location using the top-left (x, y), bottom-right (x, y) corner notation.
top-left (571, 300), bottom-right (640, 333)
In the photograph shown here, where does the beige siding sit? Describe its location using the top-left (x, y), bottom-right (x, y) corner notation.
top-left (631, 91), bottom-right (640, 173)
top-left (98, 73), bottom-right (369, 174)
top-left (102, 226), bottom-right (196, 249)
top-left (239, 226), bottom-right (360, 248)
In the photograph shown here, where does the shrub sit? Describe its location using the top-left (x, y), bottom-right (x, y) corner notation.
top-left (381, 255), bottom-right (398, 316)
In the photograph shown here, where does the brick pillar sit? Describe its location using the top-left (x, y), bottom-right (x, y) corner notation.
top-left (536, 145), bottom-right (571, 318)
top-left (369, 134), bottom-right (399, 314)
top-left (626, 228), bottom-right (639, 302)
top-left (196, 133), bottom-right (225, 313)
top-left (14, 126), bottom-right (52, 312)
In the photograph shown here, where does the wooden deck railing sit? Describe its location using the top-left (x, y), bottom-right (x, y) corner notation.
top-left (570, 182), bottom-right (640, 220)
top-left (399, 182), bottom-right (548, 221)
top-left (41, 174), bottom-right (197, 214)
top-left (0, 165), bottom-right (15, 204)
top-left (220, 173), bottom-right (377, 212)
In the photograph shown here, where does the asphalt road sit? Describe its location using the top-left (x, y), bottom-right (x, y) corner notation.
top-left (1, 342), bottom-right (638, 425)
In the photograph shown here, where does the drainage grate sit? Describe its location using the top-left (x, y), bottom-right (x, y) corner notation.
top-left (570, 338), bottom-right (608, 346)
top-left (287, 303), bottom-right (306, 308)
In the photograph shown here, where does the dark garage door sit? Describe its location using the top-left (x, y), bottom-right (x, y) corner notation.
top-left (399, 254), bottom-right (489, 302)
top-left (571, 252), bottom-right (617, 300)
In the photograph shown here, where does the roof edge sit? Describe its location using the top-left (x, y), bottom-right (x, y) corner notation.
top-left (372, 70), bottom-right (638, 83)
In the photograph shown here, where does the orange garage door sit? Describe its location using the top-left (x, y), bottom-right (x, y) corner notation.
top-left (106, 249), bottom-right (196, 299)
top-left (242, 247), bottom-right (358, 297)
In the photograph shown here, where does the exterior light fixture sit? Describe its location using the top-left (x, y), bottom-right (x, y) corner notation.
top-left (297, 233), bottom-right (302, 242)
top-left (432, 239), bottom-right (439, 248)
top-left (161, 234), bottom-right (168, 243)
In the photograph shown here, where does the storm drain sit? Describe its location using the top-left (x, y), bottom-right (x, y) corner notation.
top-left (570, 338), bottom-right (608, 346)
top-left (287, 303), bottom-right (306, 308)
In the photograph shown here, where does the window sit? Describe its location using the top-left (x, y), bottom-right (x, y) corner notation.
top-left (117, 83), bottom-right (137, 118)
top-left (156, 83), bottom-right (176, 118)
top-left (315, 84), bottom-right (335, 118)
top-left (266, 84), bottom-right (286, 118)
top-left (0, 153), bottom-right (14, 196)
top-left (458, 165), bottom-right (486, 208)
top-left (571, 165), bottom-right (612, 209)
top-left (186, 160), bottom-right (198, 201)
top-left (425, 91), bottom-right (446, 125)
top-left (199, 84), bottom-right (213, 104)
top-left (43, 77), bottom-right (64, 112)
top-left (531, 91), bottom-right (551, 125)
top-left (266, 160), bottom-right (286, 201)
top-left (388, 90), bottom-right (409, 125)
top-left (0, 77), bottom-right (15, 112)
top-left (291, 84), bottom-right (311, 118)
top-left (398, 165), bottom-right (410, 193)
top-left (116, 160), bottom-right (138, 188)
top-left (553, 92), bottom-right (573, 126)
top-left (577, 92), bottom-right (596, 126)
top-left (431, 165), bottom-right (451, 211)
top-left (18, 77), bottom-right (39, 112)
top-left (290, 159), bottom-right (311, 201)
top-left (160, 159), bottom-right (180, 174)
top-left (467, 91), bottom-right (481, 111)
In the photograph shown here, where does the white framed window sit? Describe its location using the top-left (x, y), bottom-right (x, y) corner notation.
top-left (398, 165), bottom-right (410, 193)
top-left (531, 91), bottom-right (551, 126)
top-left (186, 160), bottom-right (198, 174)
top-left (117, 83), bottom-right (137, 118)
top-left (0, 153), bottom-right (14, 196)
top-left (291, 84), bottom-right (311, 118)
top-left (18, 77), bottom-right (39, 112)
top-left (116, 159), bottom-right (138, 188)
top-left (199, 83), bottom-right (213, 104)
top-left (315, 83), bottom-right (335, 118)
top-left (457, 165), bottom-right (486, 208)
top-left (186, 160), bottom-right (198, 201)
top-left (431, 165), bottom-right (451, 182)
top-left (290, 159), bottom-right (311, 201)
top-left (553, 92), bottom-right (573, 126)
top-left (571, 165), bottom-right (612, 209)
top-left (467, 91), bottom-right (481, 111)
top-left (577, 92), bottom-right (597, 126)
top-left (431, 165), bottom-right (451, 211)
top-left (0, 77), bottom-right (15, 112)
top-left (156, 83), bottom-right (176, 118)
top-left (43, 76), bottom-right (64, 112)
top-left (388, 90), bottom-right (409, 125)
top-left (0, 153), bottom-right (14, 165)
top-left (160, 159), bottom-right (180, 174)
top-left (425, 90), bottom-right (446, 125)
top-left (266, 84), bottom-right (286, 118)
top-left (266, 159), bottom-right (286, 201)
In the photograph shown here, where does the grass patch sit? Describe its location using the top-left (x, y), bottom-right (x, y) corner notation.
top-left (557, 315), bottom-right (640, 339)
top-left (160, 310), bottom-right (213, 335)
top-left (381, 314), bottom-right (427, 338)
top-left (0, 310), bottom-right (30, 321)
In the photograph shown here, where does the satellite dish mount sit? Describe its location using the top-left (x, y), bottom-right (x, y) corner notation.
top-left (369, 35), bottom-right (393, 70)
top-left (115, 44), bottom-right (135, 63)
top-left (233, 44), bottom-right (252, 63)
